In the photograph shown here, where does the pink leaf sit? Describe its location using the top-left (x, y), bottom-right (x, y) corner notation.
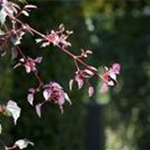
top-left (84, 69), bottom-right (94, 77)
top-left (35, 104), bottom-right (42, 117)
top-left (100, 83), bottom-right (108, 93)
top-left (24, 4), bottom-right (37, 9)
top-left (43, 89), bottom-right (52, 101)
top-left (86, 50), bottom-right (93, 54)
top-left (27, 94), bottom-right (34, 106)
top-left (111, 63), bottom-right (121, 74)
top-left (88, 86), bottom-right (94, 97)
top-left (109, 73), bottom-right (117, 81)
top-left (11, 47), bottom-right (18, 59)
top-left (75, 76), bottom-right (83, 89)
top-left (25, 64), bottom-right (31, 73)
top-left (34, 57), bottom-right (43, 63)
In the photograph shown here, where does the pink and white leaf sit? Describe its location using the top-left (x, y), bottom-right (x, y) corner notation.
top-left (100, 83), bottom-right (108, 93)
top-left (15, 139), bottom-right (34, 149)
top-left (35, 103), bottom-right (42, 117)
top-left (75, 76), bottom-right (83, 89)
top-left (64, 93), bottom-right (72, 105)
top-left (27, 94), bottom-right (34, 106)
top-left (11, 47), bottom-right (18, 59)
top-left (111, 63), bottom-right (121, 74)
top-left (57, 92), bottom-right (65, 106)
top-left (13, 63), bottom-right (22, 69)
top-left (88, 86), bottom-right (94, 97)
top-left (43, 89), bottom-right (52, 101)
top-left (21, 10), bottom-right (29, 16)
top-left (86, 50), bottom-right (93, 54)
top-left (109, 73), bottom-right (117, 81)
top-left (24, 4), bottom-right (37, 9)
top-left (88, 66), bottom-right (98, 72)
top-left (41, 42), bottom-right (50, 47)
top-left (24, 64), bottom-right (32, 73)
top-left (6, 100), bottom-right (21, 124)
top-left (108, 80), bottom-right (115, 86)
top-left (84, 69), bottom-right (94, 77)
top-left (34, 57), bottom-right (43, 63)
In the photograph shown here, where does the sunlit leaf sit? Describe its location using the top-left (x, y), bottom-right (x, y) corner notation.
top-left (64, 93), bottom-right (72, 105)
top-left (6, 100), bottom-right (21, 124)
top-left (27, 94), bottom-right (34, 106)
top-left (15, 139), bottom-right (34, 149)
top-left (35, 103), bottom-right (42, 117)
top-left (0, 10), bottom-right (7, 25)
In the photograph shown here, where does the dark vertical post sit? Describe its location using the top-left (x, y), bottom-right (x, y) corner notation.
top-left (86, 99), bottom-right (104, 150)
top-left (0, 136), bottom-right (5, 150)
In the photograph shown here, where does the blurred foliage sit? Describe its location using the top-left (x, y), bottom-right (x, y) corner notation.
top-left (81, 0), bottom-right (150, 150)
top-left (1, 0), bottom-right (150, 150)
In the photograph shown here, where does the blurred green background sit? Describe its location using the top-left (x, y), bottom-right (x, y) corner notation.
top-left (1, 0), bottom-right (150, 150)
